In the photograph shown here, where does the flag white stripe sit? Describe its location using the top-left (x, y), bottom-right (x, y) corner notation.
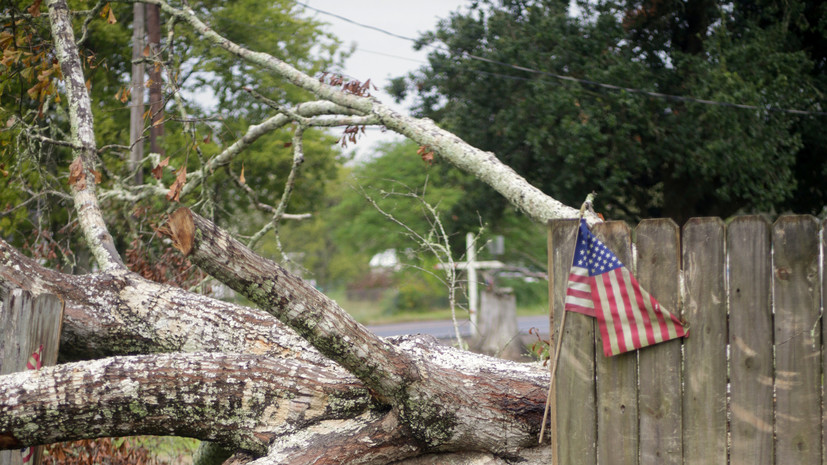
top-left (565, 295), bottom-right (594, 308)
top-left (593, 273), bottom-right (621, 356)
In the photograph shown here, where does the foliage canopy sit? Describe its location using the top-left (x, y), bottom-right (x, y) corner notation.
top-left (392, 0), bottom-right (826, 223)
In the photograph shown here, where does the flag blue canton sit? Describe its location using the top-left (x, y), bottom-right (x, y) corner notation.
top-left (572, 220), bottom-right (623, 276)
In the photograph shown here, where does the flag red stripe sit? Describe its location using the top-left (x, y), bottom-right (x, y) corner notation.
top-left (615, 268), bottom-right (643, 350)
top-left (628, 271), bottom-right (657, 347)
top-left (591, 276), bottom-right (615, 356)
top-left (599, 272), bottom-right (628, 354)
top-left (652, 295), bottom-right (672, 341)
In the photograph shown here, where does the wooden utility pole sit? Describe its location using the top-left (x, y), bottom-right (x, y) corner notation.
top-left (145, 3), bottom-right (164, 156)
top-left (129, 3), bottom-right (145, 185)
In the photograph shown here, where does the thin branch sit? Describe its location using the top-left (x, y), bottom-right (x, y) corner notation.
top-left (76, 0), bottom-right (107, 46)
top-left (357, 181), bottom-right (470, 349)
top-left (247, 127), bottom-right (307, 274)
top-left (229, 165), bottom-right (312, 219)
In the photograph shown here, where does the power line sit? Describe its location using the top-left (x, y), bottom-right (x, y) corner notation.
top-left (294, 0), bottom-right (826, 117)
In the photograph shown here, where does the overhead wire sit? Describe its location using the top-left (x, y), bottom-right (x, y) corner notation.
top-left (294, 0), bottom-right (826, 117)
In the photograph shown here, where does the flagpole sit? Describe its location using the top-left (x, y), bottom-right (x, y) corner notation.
top-left (539, 194), bottom-right (595, 445)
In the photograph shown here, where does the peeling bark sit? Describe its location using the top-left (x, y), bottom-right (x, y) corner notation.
top-left (0, 352), bottom-right (374, 455)
top-left (1, 234), bottom-right (551, 463)
top-left (165, 207), bottom-right (419, 405)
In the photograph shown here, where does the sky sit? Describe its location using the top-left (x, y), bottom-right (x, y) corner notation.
top-left (298, 1), bottom-right (471, 162)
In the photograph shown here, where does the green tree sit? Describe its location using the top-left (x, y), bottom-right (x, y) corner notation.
top-left (392, 0), bottom-right (824, 223)
top-left (1, 0), bottom-right (346, 271)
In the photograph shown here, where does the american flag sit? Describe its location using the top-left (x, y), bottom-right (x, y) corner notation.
top-left (564, 219), bottom-right (688, 356)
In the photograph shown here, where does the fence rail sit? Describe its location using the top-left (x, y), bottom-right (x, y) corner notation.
top-left (548, 215), bottom-right (824, 465)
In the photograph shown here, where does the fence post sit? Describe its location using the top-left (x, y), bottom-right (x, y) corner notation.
top-left (0, 290), bottom-right (64, 465)
top-left (477, 288), bottom-right (520, 359)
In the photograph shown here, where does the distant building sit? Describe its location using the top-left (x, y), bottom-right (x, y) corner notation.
top-left (369, 248), bottom-right (401, 271)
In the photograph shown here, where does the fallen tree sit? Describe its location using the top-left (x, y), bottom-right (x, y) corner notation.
top-left (0, 1), bottom-right (597, 463)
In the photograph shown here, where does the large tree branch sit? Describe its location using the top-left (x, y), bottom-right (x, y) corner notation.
top-left (0, 237), bottom-right (329, 366)
top-left (0, 352), bottom-right (374, 456)
top-left (257, 410), bottom-right (416, 465)
top-left (163, 210), bottom-right (548, 453)
top-left (146, 0), bottom-right (595, 225)
top-left (2, 229), bottom-right (550, 460)
top-left (47, 0), bottom-right (124, 270)
top-left (164, 208), bottom-right (419, 405)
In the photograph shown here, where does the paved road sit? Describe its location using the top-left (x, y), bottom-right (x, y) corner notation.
top-left (368, 315), bottom-right (549, 339)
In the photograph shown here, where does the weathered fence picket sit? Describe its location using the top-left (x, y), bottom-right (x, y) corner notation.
top-left (636, 218), bottom-right (682, 465)
top-left (550, 219), bottom-right (595, 465)
top-left (682, 218), bottom-right (727, 465)
top-left (0, 290), bottom-right (63, 465)
top-left (728, 216), bottom-right (773, 465)
top-left (772, 216), bottom-right (821, 464)
top-left (548, 215), bottom-right (826, 465)
top-left (593, 222), bottom-right (637, 465)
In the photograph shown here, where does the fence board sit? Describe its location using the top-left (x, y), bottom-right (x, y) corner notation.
top-left (823, 218), bottom-right (827, 465)
top-left (593, 222), bottom-right (638, 465)
top-left (0, 289), bottom-right (63, 465)
top-left (773, 216), bottom-right (822, 465)
top-left (635, 219), bottom-right (682, 465)
top-left (550, 219), bottom-right (596, 465)
top-left (681, 218), bottom-right (727, 465)
top-left (728, 216), bottom-right (773, 465)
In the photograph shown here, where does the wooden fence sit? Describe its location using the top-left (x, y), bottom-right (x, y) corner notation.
top-left (0, 290), bottom-right (63, 465)
top-left (547, 215), bottom-right (824, 465)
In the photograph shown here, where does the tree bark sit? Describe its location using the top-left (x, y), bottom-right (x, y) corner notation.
top-left (0, 234), bottom-right (550, 463)
top-left (47, 0), bottom-right (124, 270)
top-left (0, 352), bottom-right (373, 456)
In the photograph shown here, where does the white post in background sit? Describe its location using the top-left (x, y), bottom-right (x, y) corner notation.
top-left (467, 232), bottom-right (478, 336)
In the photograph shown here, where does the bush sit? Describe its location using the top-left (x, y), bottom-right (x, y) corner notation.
top-left (386, 269), bottom-right (448, 314)
top-left (497, 276), bottom-right (547, 307)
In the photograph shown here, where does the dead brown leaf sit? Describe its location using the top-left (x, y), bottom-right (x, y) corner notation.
top-left (151, 156), bottom-right (169, 180)
top-left (166, 165), bottom-right (186, 202)
top-left (27, 0), bottom-right (42, 17)
top-left (68, 158), bottom-right (85, 190)
top-left (417, 145), bottom-right (434, 165)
